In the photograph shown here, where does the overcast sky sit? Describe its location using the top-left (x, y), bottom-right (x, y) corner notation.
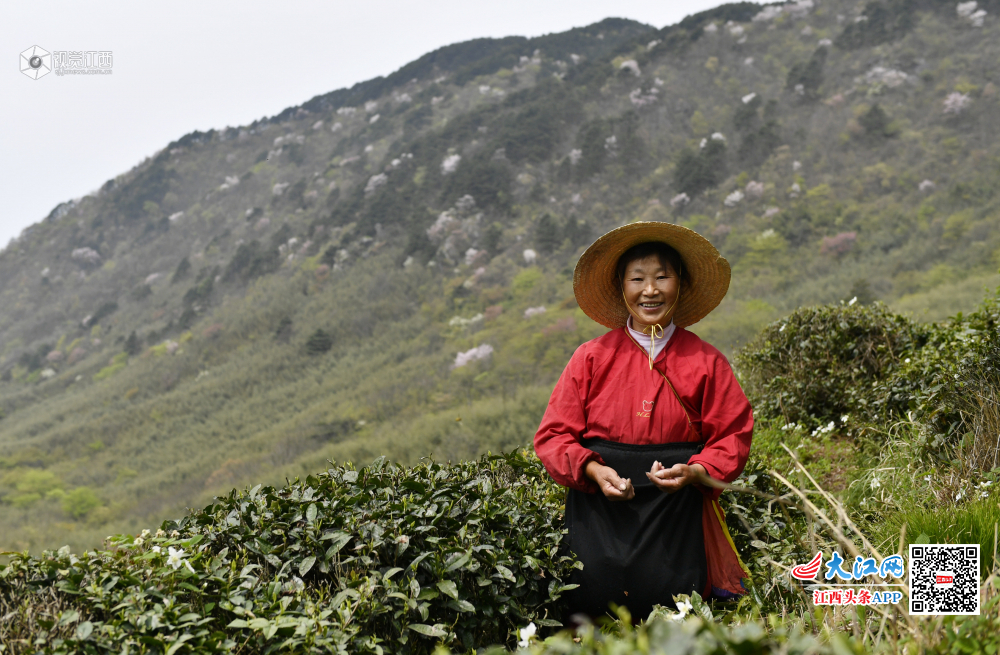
top-left (2, 1), bottom-right (728, 249)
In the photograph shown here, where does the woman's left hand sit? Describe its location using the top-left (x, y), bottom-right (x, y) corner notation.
top-left (646, 461), bottom-right (708, 493)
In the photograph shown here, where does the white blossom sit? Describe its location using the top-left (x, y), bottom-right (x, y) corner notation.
top-left (919, 179), bottom-right (936, 192)
top-left (789, 182), bottom-right (801, 198)
top-left (629, 87), bottom-right (659, 106)
top-left (272, 182), bottom-right (290, 196)
top-left (479, 85), bottom-right (492, 95)
top-left (818, 38), bottom-right (833, 46)
top-left (369, 114), bottom-right (380, 124)
top-left (753, 6), bottom-right (784, 21)
top-left (958, 1), bottom-right (978, 17)
top-left (711, 132), bottom-right (726, 142)
top-left (454, 344), bottom-right (494, 368)
top-left (619, 60), bottom-right (641, 76)
top-left (943, 92), bottom-right (972, 115)
top-left (745, 181), bottom-right (765, 199)
top-left (848, 296), bottom-right (858, 306)
top-left (670, 193), bottom-right (690, 208)
top-left (71, 247), bottom-right (101, 264)
top-left (464, 248), bottom-right (480, 265)
top-left (166, 546), bottom-right (185, 570)
top-left (793, 160), bottom-right (802, 172)
top-left (672, 599), bottom-right (693, 621)
top-left (570, 54), bottom-right (581, 65)
top-left (724, 190), bottom-right (744, 206)
top-left (518, 622), bottom-right (537, 648)
top-left (337, 106), bottom-right (356, 116)
top-left (647, 39), bottom-right (661, 49)
top-left (742, 92), bottom-right (757, 104)
top-left (860, 66), bottom-right (910, 88)
top-left (744, 57), bottom-right (755, 66)
top-left (331, 122), bottom-right (343, 132)
top-left (312, 120), bottom-right (324, 130)
top-left (522, 249), bottom-right (537, 264)
top-left (364, 144), bottom-right (374, 153)
top-left (727, 22), bottom-right (745, 37)
top-left (364, 101), bottom-right (378, 112)
top-left (364, 173), bottom-right (388, 194)
top-left (524, 306), bottom-right (547, 319)
top-left (144, 272), bottom-right (162, 285)
top-left (441, 154), bottom-right (462, 175)
top-left (568, 149), bottom-right (583, 165)
top-left (704, 22), bottom-right (718, 33)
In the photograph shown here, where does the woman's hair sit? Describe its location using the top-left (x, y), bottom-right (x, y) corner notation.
top-left (615, 241), bottom-right (684, 284)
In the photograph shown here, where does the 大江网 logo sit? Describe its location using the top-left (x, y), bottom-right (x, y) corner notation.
top-left (20, 45), bottom-right (51, 80)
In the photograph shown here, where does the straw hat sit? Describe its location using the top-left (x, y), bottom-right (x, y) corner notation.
top-left (573, 221), bottom-right (731, 328)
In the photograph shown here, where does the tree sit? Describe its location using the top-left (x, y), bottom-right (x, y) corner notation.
top-left (171, 257), bottom-right (191, 284)
top-left (62, 487), bottom-right (101, 519)
top-left (786, 48), bottom-right (827, 101)
top-left (305, 329), bottom-right (333, 355)
top-left (535, 214), bottom-right (560, 254)
top-left (124, 331), bottom-right (142, 356)
top-left (859, 104), bottom-right (897, 138)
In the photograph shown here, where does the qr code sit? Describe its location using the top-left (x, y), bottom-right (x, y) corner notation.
top-left (909, 544), bottom-right (980, 615)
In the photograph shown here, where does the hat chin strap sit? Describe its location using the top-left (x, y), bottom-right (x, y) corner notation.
top-left (621, 283), bottom-right (681, 370)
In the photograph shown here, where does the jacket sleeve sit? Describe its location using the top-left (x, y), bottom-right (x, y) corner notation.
top-left (533, 345), bottom-right (605, 493)
top-left (687, 352), bottom-right (754, 501)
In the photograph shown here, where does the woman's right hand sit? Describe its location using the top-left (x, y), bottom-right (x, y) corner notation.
top-left (585, 461), bottom-right (635, 501)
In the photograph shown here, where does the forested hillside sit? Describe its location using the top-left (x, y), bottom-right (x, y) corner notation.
top-left (2, 0), bottom-right (1000, 552)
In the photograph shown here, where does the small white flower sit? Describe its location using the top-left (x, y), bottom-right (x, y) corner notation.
top-left (848, 296), bottom-right (858, 306)
top-left (152, 546), bottom-right (162, 554)
top-left (983, 491), bottom-right (990, 498)
top-left (870, 477), bottom-right (881, 490)
top-left (905, 358), bottom-right (911, 363)
top-left (141, 529), bottom-right (151, 538)
top-left (841, 415), bottom-right (849, 423)
top-left (518, 622), bottom-right (537, 647)
top-left (672, 599), bottom-right (693, 620)
top-left (981, 481), bottom-right (993, 487)
top-left (924, 475), bottom-right (932, 482)
top-left (170, 530), bottom-right (180, 538)
top-left (134, 537), bottom-right (144, 547)
top-left (396, 535), bottom-right (409, 544)
top-left (155, 529), bottom-right (165, 538)
top-left (167, 547), bottom-right (185, 570)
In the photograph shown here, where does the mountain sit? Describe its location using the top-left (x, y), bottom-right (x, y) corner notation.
top-left (2, 1), bottom-right (999, 552)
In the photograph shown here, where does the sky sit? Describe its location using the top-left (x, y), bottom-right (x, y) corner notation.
top-left (2, 0), bottom-right (728, 249)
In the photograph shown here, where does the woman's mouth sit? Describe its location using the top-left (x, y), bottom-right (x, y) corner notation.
top-left (638, 302), bottom-right (663, 311)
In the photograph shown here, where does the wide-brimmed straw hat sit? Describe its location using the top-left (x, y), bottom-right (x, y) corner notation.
top-left (573, 221), bottom-right (731, 329)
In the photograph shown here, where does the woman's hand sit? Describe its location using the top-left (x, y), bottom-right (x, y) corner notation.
top-left (646, 461), bottom-right (708, 493)
top-left (585, 461), bottom-right (635, 501)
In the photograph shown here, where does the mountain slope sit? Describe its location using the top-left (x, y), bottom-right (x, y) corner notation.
top-left (2, 0), bottom-right (1000, 551)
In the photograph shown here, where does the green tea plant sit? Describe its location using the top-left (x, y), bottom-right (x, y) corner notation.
top-left (735, 303), bottom-right (928, 429)
top-left (0, 450), bottom-right (579, 654)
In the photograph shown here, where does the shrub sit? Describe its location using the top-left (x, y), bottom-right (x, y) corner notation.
top-left (123, 331), bottom-right (142, 356)
top-left (62, 487), bottom-right (101, 519)
top-left (171, 256), bottom-right (191, 284)
top-left (535, 214), bottom-right (560, 254)
top-left (223, 240), bottom-right (280, 283)
top-left (735, 303), bottom-right (928, 428)
top-left (305, 328), bottom-right (334, 355)
top-left (0, 452), bottom-right (578, 654)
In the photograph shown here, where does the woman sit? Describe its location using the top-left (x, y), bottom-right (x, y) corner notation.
top-left (534, 221), bottom-right (752, 620)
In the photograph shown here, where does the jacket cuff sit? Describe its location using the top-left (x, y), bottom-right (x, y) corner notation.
top-left (577, 451), bottom-right (606, 494)
top-left (687, 457), bottom-right (723, 501)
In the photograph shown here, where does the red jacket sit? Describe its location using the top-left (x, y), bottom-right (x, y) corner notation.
top-left (534, 326), bottom-right (753, 500)
top-left (534, 325), bottom-right (754, 598)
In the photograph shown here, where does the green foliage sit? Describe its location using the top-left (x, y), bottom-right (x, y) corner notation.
top-left (0, 451), bottom-right (579, 653)
top-left (735, 302), bottom-right (928, 427)
top-left (305, 328), bottom-right (334, 355)
top-left (858, 103), bottom-right (897, 139)
top-left (88, 301), bottom-right (119, 327)
top-left (535, 215), bottom-right (560, 254)
top-left (785, 48), bottom-right (827, 101)
top-left (673, 139), bottom-right (726, 197)
top-left (171, 256), bottom-right (192, 284)
top-left (224, 240), bottom-right (280, 284)
top-left (93, 352), bottom-right (128, 382)
top-left (835, 0), bottom-right (917, 50)
top-left (61, 487), bottom-right (101, 519)
top-left (123, 331), bottom-right (142, 356)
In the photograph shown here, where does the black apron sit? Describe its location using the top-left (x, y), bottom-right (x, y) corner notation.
top-left (564, 439), bottom-right (706, 620)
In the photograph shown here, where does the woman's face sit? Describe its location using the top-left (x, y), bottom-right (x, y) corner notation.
top-left (622, 254), bottom-right (680, 329)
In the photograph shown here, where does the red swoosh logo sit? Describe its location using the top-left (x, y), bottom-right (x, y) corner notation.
top-left (791, 551), bottom-right (823, 580)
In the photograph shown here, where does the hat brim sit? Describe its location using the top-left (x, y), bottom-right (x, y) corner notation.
top-left (573, 222), bottom-right (731, 329)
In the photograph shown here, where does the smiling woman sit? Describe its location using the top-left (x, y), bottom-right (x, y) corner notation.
top-left (533, 221), bottom-right (753, 620)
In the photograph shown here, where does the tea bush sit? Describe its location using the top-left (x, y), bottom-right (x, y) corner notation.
top-left (0, 451), bottom-right (579, 654)
top-left (735, 303), bottom-right (928, 429)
